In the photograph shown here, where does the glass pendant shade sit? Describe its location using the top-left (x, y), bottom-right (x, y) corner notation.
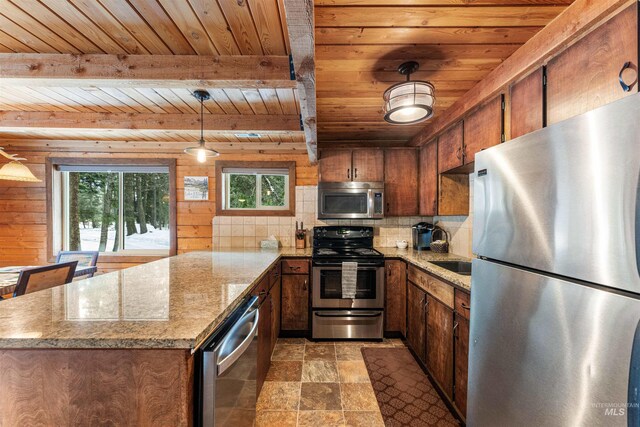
top-left (383, 81), bottom-right (435, 125)
top-left (184, 140), bottom-right (219, 163)
top-left (184, 89), bottom-right (219, 162)
top-left (0, 160), bottom-right (41, 182)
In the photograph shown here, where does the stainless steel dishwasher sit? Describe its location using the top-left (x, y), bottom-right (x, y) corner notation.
top-left (197, 296), bottom-right (259, 426)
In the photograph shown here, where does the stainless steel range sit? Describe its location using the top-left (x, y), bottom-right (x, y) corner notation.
top-left (311, 226), bottom-right (384, 340)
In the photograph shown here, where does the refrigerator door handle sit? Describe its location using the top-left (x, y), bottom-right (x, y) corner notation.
top-left (629, 318), bottom-right (640, 426)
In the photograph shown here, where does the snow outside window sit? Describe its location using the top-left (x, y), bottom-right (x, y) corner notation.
top-left (60, 167), bottom-right (170, 253)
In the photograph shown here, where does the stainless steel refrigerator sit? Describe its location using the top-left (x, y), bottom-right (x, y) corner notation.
top-left (469, 93), bottom-right (640, 426)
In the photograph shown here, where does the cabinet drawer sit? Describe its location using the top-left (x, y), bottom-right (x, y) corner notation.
top-left (408, 265), bottom-right (454, 309)
top-left (454, 290), bottom-right (471, 320)
top-left (269, 263), bottom-right (281, 288)
top-left (281, 258), bottom-right (309, 274)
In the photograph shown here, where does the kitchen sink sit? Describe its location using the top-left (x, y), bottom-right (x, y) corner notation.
top-left (429, 261), bottom-right (472, 276)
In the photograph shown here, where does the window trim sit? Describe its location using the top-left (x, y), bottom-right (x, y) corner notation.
top-left (215, 161), bottom-right (295, 216)
top-left (46, 158), bottom-right (177, 262)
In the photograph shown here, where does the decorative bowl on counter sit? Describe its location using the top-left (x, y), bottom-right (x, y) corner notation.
top-left (396, 240), bottom-right (408, 249)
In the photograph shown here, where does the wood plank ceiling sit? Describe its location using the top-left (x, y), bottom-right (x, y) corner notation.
top-left (0, 0), bottom-right (308, 154)
top-left (315, 0), bottom-right (576, 147)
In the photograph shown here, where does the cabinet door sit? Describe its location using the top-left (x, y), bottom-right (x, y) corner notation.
top-left (319, 149), bottom-right (353, 182)
top-left (547, 4), bottom-right (637, 125)
top-left (281, 274), bottom-right (309, 331)
top-left (270, 279), bottom-right (281, 353)
top-left (426, 296), bottom-right (454, 399)
top-left (406, 282), bottom-right (426, 362)
top-left (257, 294), bottom-right (272, 396)
top-left (352, 149), bottom-right (384, 182)
top-left (384, 149), bottom-right (418, 216)
top-left (384, 260), bottom-right (407, 334)
top-left (454, 314), bottom-right (469, 418)
top-left (463, 95), bottom-right (503, 164)
top-left (510, 68), bottom-right (545, 140)
top-left (438, 121), bottom-right (463, 173)
top-left (419, 140), bottom-right (438, 216)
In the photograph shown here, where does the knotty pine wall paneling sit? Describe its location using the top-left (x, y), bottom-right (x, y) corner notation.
top-left (0, 149), bottom-right (317, 273)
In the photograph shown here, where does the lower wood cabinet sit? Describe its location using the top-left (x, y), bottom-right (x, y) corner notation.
top-left (384, 260), bottom-right (406, 335)
top-left (281, 260), bottom-right (310, 332)
top-left (405, 268), bottom-right (471, 422)
top-left (406, 281), bottom-right (426, 362)
top-left (426, 296), bottom-right (454, 399)
top-left (454, 313), bottom-right (469, 418)
top-left (255, 280), bottom-right (272, 396)
top-left (270, 279), bottom-right (281, 353)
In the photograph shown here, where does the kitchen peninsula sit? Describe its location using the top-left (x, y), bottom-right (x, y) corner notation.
top-left (0, 247), bottom-right (469, 425)
top-left (0, 249), bottom-right (311, 425)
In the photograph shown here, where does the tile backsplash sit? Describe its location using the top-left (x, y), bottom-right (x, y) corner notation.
top-left (212, 186), bottom-right (433, 249)
top-left (213, 180), bottom-right (474, 255)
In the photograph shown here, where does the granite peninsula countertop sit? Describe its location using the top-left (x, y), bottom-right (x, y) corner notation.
top-left (0, 248), bottom-right (311, 351)
top-left (378, 248), bottom-right (472, 291)
top-left (0, 246), bottom-right (470, 350)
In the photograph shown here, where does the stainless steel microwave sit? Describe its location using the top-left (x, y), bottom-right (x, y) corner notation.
top-left (317, 182), bottom-right (384, 219)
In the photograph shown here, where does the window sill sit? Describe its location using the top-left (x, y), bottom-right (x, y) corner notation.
top-left (217, 208), bottom-right (295, 217)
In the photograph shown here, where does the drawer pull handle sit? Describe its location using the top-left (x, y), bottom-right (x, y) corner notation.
top-left (461, 302), bottom-right (470, 311)
top-left (290, 266), bottom-right (301, 271)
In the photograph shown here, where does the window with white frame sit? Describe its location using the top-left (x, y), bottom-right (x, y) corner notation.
top-left (51, 161), bottom-right (175, 255)
top-left (222, 167), bottom-right (289, 211)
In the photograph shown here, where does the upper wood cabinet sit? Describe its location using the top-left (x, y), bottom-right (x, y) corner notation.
top-left (463, 95), bottom-right (504, 164)
top-left (318, 149), bottom-right (383, 182)
top-left (547, 4), bottom-right (638, 125)
top-left (352, 149), bottom-right (384, 182)
top-left (384, 148), bottom-right (419, 216)
top-left (510, 68), bottom-right (545, 140)
top-left (438, 121), bottom-right (464, 174)
top-left (419, 140), bottom-right (438, 216)
top-left (318, 149), bottom-right (352, 182)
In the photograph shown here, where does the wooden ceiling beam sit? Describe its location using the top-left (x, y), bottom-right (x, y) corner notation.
top-left (0, 53), bottom-right (296, 89)
top-left (408, 0), bottom-right (633, 147)
top-left (0, 111), bottom-right (301, 132)
top-left (283, 0), bottom-right (318, 164)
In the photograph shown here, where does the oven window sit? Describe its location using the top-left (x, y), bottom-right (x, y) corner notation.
top-left (323, 193), bottom-right (368, 214)
top-left (319, 270), bottom-right (377, 299)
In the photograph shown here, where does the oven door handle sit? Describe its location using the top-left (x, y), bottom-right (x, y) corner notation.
top-left (312, 263), bottom-right (382, 268)
top-left (314, 311), bottom-right (382, 318)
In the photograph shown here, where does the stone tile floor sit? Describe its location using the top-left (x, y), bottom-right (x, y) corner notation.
top-left (256, 338), bottom-right (407, 427)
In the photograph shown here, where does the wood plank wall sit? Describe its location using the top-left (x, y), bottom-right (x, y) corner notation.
top-left (0, 149), bottom-right (317, 273)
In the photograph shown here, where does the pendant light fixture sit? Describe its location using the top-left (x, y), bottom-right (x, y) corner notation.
top-left (184, 89), bottom-right (219, 163)
top-left (0, 147), bottom-right (41, 182)
top-left (383, 61), bottom-right (436, 125)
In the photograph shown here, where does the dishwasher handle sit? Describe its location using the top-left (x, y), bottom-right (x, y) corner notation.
top-left (216, 304), bottom-right (260, 376)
